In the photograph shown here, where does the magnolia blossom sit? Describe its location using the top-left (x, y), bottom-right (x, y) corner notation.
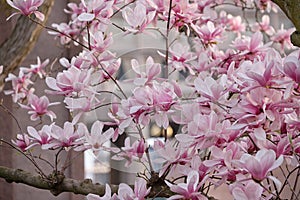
top-left (84, 32), bottom-right (113, 53)
top-left (112, 137), bottom-right (146, 167)
top-left (48, 22), bottom-right (81, 45)
top-left (19, 94), bottom-right (59, 121)
top-left (5, 71), bottom-right (33, 103)
top-left (46, 66), bottom-right (92, 96)
top-left (166, 170), bottom-right (207, 200)
top-left (239, 149), bottom-right (283, 181)
top-left (118, 178), bottom-right (151, 200)
top-left (271, 24), bottom-right (295, 52)
top-left (131, 56), bottom-right (161, 86)
top-left (41, 122), bottom-right (82, 149)
top-left (20, 57), bottom-right (49, 78)
top-left (194, 75), bottom-right (228, 102)
top-left (76, 121), bottom-right (116, 153)
top-left (168, 42), bottom-right (197, 73)
top-left (283, 50), bottom-right (300, 83)
top-left (230, 181), bottom-right (264, 200)
top-left (232, 31), bottom-right (269, 56)
top-left (153, 139), bottom-right (194, 177)
top-left (228, 15), bottom-right (246, 36)
top-left (191, 21), bottom-right (223, 46)
top-left (251, 15), bottom-right (275, 35)
top-left (122, 3), bottom-right (155, 33)
top-left (6, 0), bottom-right (45, 21)
top-left (12, 133), bottom-right (31, 152)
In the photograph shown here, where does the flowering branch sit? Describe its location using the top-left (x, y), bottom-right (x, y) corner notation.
top-left (0, 165), bottom-right (116, 196)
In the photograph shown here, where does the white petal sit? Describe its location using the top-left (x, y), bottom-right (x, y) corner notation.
top-left (78, 13), bottom-right (95, 21)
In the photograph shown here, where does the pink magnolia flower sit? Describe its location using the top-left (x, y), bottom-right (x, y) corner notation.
top-left (168, 42), bottom-right (197, 73)
top-left (232, 31), bottom-right (270, 56)
top-left (49, 22), bottom-right (81, 45)
top-left (152, 82), bottom-right (180, 128)
top-left (283, 50), bottom-right (300, 83)
top-left (76, 121), bottom-right (116, 153)
top-left (228, 15), bottom-right (246, 36)
top-left (239, 149), bottom-right (283, 181)
top-left (46, 66), bottom-right (92, 96)
top-left (131, 56), bottom-right (161, 86)
top-left (230, 181), bottom-right (264, 200)
top-left (153, 140), bottom-right (193, 177)
top-left (19, 94), bottom-right (59, 121)
top-left (118, 178), bottom-right (151, 200)
top-left (6, 0), bottom-right (45, 21)
top-left (112, 137), bottom-right (146, 167)
top-left (20, 57), bottom-right (49, 78)
top-left (191, 21), bottom-right (223, 46)
top-left (114, 81), bottom-right (179, 130)
top-left (194, 75), bottom-right (228, 102)
top-left (12, 133), bottom-right (31, 151)
top-left (230, 87), bottom-right (292, 129)
top-left (271, 24), bottom-right (295, 53)
top-left (76, 0), bottom-right (114, 25)
top-left (26, 125), bottom-right (52, 149)
top-left (122, 3), bottom-right (156, 33)
top-left (43, 122), bottom-right (82, 149)
top-left (166, 170), bottom-right (207, 200)
top-left (170, 0), bottom-right (200, 30)
top-left (84, 32), bottom-right (113, 53)
top-left (251, 15), bottom-right (275, 36)
top-left (5, 71), bottom-right (34, 103)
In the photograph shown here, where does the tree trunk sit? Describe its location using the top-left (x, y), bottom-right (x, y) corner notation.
top-left (0, 0), bottom-right (55, 90)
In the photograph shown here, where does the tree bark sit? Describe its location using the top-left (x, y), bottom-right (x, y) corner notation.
top-left (0, 0), bottom-right (55, 90)
top-left (271, 0), bottom-right (300, 47)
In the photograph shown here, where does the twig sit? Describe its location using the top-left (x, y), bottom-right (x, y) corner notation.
top-left (28, 17), bottom-right (90, 49)
top-left (164, 0), bottom-right (173, 77)
top-left (0, 139), bottom-right (47, 179)
top-left (0, 100), bottom-right (23, 133)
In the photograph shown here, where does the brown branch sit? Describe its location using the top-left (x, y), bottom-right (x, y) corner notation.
top-left (0, 165), bottom-right (118, 196)
top-left (271, 0), bottom-right (300, 47)
top-left (0, 0), bottom-right (55, 90)
top-left (0, 165), bottom-right (219, 199)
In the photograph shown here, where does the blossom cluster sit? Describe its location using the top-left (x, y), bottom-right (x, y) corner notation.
top-left (4, 0), bottom-right (300, 199)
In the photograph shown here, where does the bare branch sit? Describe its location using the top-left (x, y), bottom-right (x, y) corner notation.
top-left (0, 165), bottom-right (117, 196)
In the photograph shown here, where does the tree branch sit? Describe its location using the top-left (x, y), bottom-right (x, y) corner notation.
top-left (0, 165), bottom-right (117, 196)
top-left (0, 0), bottom-right (55, 90)
top-left (0, 165), bottom-right (218, 199)
top-left (271, 0), bottom-right (300, 47)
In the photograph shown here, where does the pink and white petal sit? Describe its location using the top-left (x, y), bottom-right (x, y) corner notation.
top-left (78, 13), bottom-right (95, 22)
top-left (6, 12), bottom-right (21, 21)
top-left (231, 187), bottom-right (248, 200)
top-left (34, 11), bottom-right (45, 21)
top-left (268, 175), bottom-right (282, 190)
top-left (86, 194), bottom-right (101, 200)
